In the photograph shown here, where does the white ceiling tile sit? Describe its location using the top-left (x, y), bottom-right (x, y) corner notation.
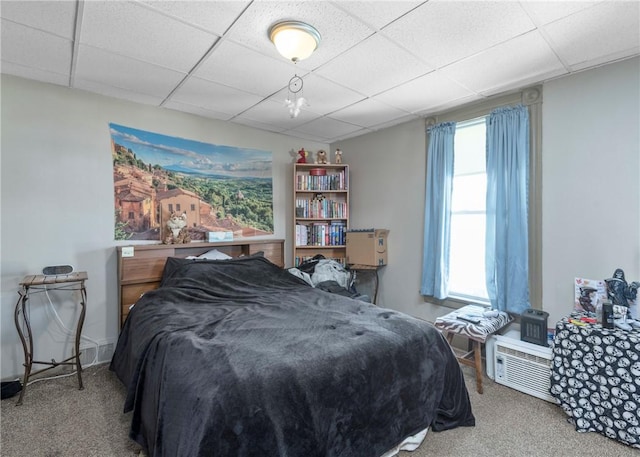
top-left (519, 1), bottom-right (602, 26)
top-left (282, 129), bottom-right (333, 144)
top-left (225, 1), bottom-right (374, 68)
top-left (0, 61), bottom-right (70, 87)
top-left (170, 76), bottom-right (264, 115)
top-left (329, 98), bottom-right (411, 128)
top-left (269, 74), bottom-right (366, 115)
top-left (73, 78), bottom-right (166, 106)
top-left (238, 98), bottom-right (322, 128)
top-left (334, 1), bottom-right (424, 29)
top-left (315, 34), bottom-right (432, 96)
top-left (74, 45), bottom-right (187, 99)
top-left (0, 20), bottom-right (72, 76)
top-left (384, 0), bottom-right (536, 67)
top-left (367, 113), bottom-right (421, 133)
top-left (374, 70), bottom-right (477, 114)
top-left (231, 116), bottom-right (288, 134)
top-left (293, 116), bottom-right (364, 140)
top-left (164, 100), bottom-right (235, 121)
top-left (194, 40), bottom-right (297, 97)
top-left (541, 1), bottom-right (640, 69)
top-left (139, 0), bottom-right (250, 35)
top-left (80, 1), bottom-right (217, 72)
top-left (440, 31), bottom-right (567, 94)
top-left (0, 0), bottom-right (77, 39)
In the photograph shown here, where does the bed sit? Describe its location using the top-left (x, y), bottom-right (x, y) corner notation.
top-left (111, 246), bottom-right (475, 457)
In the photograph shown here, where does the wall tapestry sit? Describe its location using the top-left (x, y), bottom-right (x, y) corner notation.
top-left (110, 123), bottom-right (273, 242)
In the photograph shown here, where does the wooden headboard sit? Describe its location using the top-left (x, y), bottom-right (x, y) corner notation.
top-left (117, 239), bottom-right (285, 328)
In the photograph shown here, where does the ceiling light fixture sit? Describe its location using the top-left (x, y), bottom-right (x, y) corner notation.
top-left (269, 21), bottom-right (321, 63)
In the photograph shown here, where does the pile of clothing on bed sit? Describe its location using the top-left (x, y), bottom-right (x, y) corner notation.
top-left (288, 255), bottom-right (370, 302)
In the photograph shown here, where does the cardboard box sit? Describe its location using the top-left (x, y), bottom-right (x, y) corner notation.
top-left (208, 231), bottom-right (233, 242)
top-left (346, 229), bottom-right (389, 266)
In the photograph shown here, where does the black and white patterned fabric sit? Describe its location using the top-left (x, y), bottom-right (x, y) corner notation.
top-left (434, 304), bottom-right (512, 343)
top-left (550, 312), bottom-right (640, 448)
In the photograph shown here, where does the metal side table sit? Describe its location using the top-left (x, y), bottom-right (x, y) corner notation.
top-left (14, 272), bottom-right (87, 405)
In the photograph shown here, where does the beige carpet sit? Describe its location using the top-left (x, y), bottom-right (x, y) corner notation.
top-left (1, 363), bottom-right (637, 457)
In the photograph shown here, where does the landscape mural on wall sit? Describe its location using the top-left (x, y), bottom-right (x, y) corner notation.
top-left (110, 123), bottom-right (273, 242)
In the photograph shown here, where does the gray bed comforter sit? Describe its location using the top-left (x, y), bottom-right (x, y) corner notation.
top-left (110, 256), bottom-right (474, 457)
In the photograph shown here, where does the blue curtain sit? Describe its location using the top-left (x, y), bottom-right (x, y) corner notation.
top-left (421, 122), bottom-right (456, 299)
top-left (485, 105), bottom-right (530, 313)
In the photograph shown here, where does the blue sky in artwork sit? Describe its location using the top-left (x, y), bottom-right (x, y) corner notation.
top-left (109, 123), bottom-right (272, 178)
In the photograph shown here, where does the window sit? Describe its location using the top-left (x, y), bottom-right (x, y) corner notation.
top-left (168, 203), bottom-right (173, 213)
top-left (191, 204), bottom-right (196, 212)
top-left (448, 117), bottom-right (489, 303)
top-left (422, 86), bottom-right (542, 310)
top-left (176, 204), bottom-right (181, 212)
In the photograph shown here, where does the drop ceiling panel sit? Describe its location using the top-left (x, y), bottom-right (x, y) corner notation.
top-left (384, 0), bottom-right (536, 68)
top-left (74, 45), bottom-right (187, 98)
top-left (541, 1), bottom-right (640, 69)
top-left (73, 78), bottom-right (167, 106)
top-left (287, 74), bottom-right (366, 115)
top-left (80, 1), bottom-right (218, 72)
top-left (329, 98), bottom-right (412, 128)
top-left (140, 0), bottom-right (251, 35)
top-left (0, 20), bottom-right (72, 76)
top-left (236, 98), bottom-right (322, 128)
top-left (164, 100), bottom-right (235, 122)
top-left (333, 1), bottom-right (424, 29)
top-left (314, 34), bottom-right (432, 97)
top-left (0, 0), bottom-right (77, 39)
top-left (0, 61), bottom-right (70, 87)
top-left (293, 116), bottom-right (365, 141)
top-left (373, 70), bottom-right (478, 114)
top-left (170, 76), bottom-right (264, 115)
top-left (194, 40), bottom-right (297, 97)
top-left (440, 31), bottom-right (566, 95)
top-left (520, 1), bottom-right (602, 26)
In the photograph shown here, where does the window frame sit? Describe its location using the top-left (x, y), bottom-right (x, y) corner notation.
top-left (423, 86), bottom-right (542, 310)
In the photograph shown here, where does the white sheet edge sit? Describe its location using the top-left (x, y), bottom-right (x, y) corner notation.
top-left (380, 427), bottom-right (429, 457)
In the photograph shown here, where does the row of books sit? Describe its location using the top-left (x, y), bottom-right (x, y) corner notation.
top-left (295, 221), bottom-right (347, 247)
top-left (295, 198), bottom-right (348, 219)
top-left (294, 256), bottom-right (347, 268)
top-left (295, 172), bottom-right (347, 191)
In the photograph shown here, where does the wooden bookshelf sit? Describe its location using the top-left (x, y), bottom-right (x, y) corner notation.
top-left (293, 163), bottom-right (349, 266)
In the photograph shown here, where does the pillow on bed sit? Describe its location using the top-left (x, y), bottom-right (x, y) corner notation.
top-left (186, 249), bottom-right (232, 260)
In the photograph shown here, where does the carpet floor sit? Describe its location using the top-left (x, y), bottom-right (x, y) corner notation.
top-left (1, 363), bottom-right (637, 456)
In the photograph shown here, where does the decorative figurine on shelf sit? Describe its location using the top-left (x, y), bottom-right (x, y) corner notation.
top-left (605, 268), bottom-right (638, 308)
top-left (164, 212), bottom-right (191, 244)
top-left (335, 148), bottom-right (343, 164)
top-left (316, 149), bottom-right (328, 164)
top-left (296, 148), bottom-right (307, 163)
top-left (605, 268), bottom-right (640, 322)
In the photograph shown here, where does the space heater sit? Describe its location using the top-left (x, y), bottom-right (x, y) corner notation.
top-left (520, 309), bottom-right (549, 346)
top-left (493, 333), bottom-right (555, 403)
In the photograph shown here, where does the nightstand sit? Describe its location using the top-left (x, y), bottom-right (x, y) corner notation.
top-left (14, 272), bottom-right (88, 405)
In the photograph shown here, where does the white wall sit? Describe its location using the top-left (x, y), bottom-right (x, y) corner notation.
top-left (542, 57), bottom-right (640, 325)
top-left (0, 75), bottom-right (327, 379)
top-left (333, 57), bottom-right (640, 325)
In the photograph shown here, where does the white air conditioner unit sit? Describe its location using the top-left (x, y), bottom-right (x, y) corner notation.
top-left (492, 332), bottom-right (555, 403)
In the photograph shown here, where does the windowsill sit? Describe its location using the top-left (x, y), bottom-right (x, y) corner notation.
top-left (422, 294), bottom-right (490, 310)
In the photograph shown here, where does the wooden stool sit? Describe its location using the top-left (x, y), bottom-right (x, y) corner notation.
top-left (435, 305), bottom-right (512, 394)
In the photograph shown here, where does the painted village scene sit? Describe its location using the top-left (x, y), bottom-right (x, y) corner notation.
top-left (110, 123), bottom-right (274, 242)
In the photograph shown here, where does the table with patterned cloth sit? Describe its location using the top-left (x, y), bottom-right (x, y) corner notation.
top-left (550, 313), bottom-right (640, 448)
